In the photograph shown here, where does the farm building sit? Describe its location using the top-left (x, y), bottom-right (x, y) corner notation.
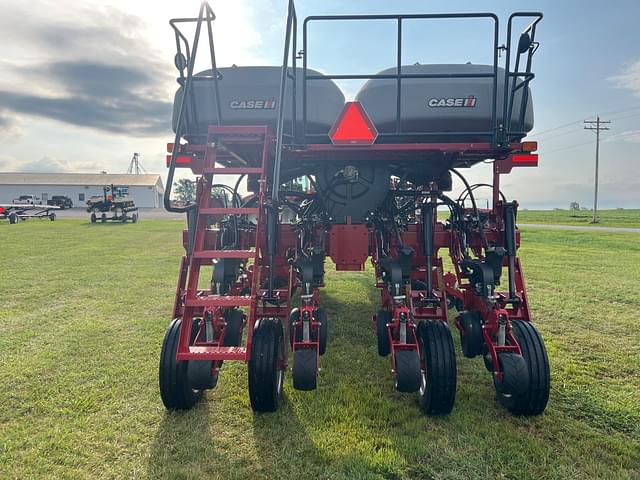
top-left (0, 173), bottom-right (165, 208)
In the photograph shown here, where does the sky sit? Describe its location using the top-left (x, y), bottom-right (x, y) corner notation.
top-left (0, 0), bottom-right (639, 209)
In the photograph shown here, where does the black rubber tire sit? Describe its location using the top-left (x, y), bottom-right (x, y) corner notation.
top-left (394, 350), bottom-right (421, 392)
top-left (483, 352), bottom-right (494, 372)
top-left (248, 319), bottom-right (285, 412)
top-left (121, 214), bottom-right (127, 223)
top-left (90, 213), bottom-right (96, 224)
top-left (187, 360), bottom-right (218, 390)
top-left (289, 308), bottom-right (301, 348)
top-left (292, 349), bottom-right (317, 391)
top-left (9, 212), bottom-right (18, 224)
top-left (315, 307), bottom-right (328, 356)
top-left (101, 213), bottom-right (107, 223)
top-left (186, 318), bottom-right (217, 390)
top-left (223, 308), bottom-right (244, 347)
top-left (132, 213), bottom-right (138, 223)
top-left (511, 320), bottom-right (551, 415)
top-left (459, 311), bottom-right (484, 358)
top-left (377, 310), bottom-right (391, 357)
top-left (159, 318), bottom-right (202, 410)
top-left (417, 320), bottom-right (457, 414)
top-left (494, 352), bottom-right (530, 414)
top-left (49, 213), bottom-right (56, 221)
top-left (289, 308), bottom-right (327, 355)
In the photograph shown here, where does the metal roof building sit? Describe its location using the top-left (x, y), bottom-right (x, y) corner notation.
top-left (0, 173), bottom-right (165, 208)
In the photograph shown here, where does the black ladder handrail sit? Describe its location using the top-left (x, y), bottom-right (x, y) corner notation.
top-left (501, 13), bottom-right (543, 145)
top-left (272, 0), bottom-right (297, 202)
top-left (165, 2), bottom-right (223, 213)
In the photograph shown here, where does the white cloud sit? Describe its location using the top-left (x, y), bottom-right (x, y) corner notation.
top-left (0, 110), bottom-right (23, 140)
top-left (22, 157), bottom-right (71, 173)
top-left (0, 155), bottom-right (103, 173)
top-left (0, 155), bottom-right (17, 170)
top-left (609, 61), bottom-right (640, 97)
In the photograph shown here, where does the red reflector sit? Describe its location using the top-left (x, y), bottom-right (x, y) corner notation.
top-left (166, 154), bottom-right (193, 167)
top-left (329, 102), bottom-right (378, 145)
top-left (511, 153), bottom-right (538, 167)
top-left (167, 142), bottom-right (174, 153)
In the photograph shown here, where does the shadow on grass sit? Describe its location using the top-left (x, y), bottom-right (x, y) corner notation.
top-left (147, 401), bottom-right (222, 479)
top-left (251, 394), bottom-right (328, 478)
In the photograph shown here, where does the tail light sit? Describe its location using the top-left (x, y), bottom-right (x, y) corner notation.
top-left (511, 154), bottom-right (539, 167)
top-left (166, 154), bottom-right (194, 167)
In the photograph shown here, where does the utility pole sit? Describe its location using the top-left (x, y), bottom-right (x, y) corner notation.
top-left (584, 116), bottom-right (610, 223)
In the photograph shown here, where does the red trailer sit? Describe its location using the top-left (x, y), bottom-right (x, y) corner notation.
top-left (159, 2), bottom-right (549, 416)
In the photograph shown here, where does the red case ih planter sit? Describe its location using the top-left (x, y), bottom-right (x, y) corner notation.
top-left (159, 3), bottom-right (550, 416)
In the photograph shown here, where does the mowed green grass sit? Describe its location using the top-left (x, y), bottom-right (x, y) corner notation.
top-left (0, 219), bottom-right (638, 479)
top-left (518, 208), bottom-right (640, 228)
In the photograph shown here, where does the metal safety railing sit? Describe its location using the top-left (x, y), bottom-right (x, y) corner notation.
top-left (302, 13), bottom-right (499, 145)
top-left (503, 13), bottom-right (543, 143)
top-left (164, 2), bottom-right (542, 210)
top-left (295, 11), bottom-right (542, 147)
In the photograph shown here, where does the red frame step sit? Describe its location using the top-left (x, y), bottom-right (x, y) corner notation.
top-left (200, 207), bottom-right (259, 216)
top-left (177, 346), bottom-right (247, 361)
top-left (203, 167), bottom-right (263, 174)
top-left (185, 296), bottom-right (253, 307)
top-left (193, 250), bottom-right (255, 259)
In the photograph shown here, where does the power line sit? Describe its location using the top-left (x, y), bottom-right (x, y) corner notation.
top-left (533, 105), bottom-right (639, 138)
top-left (584, 116), bottom-right (611, 223)
top-left (602, 104), bottom-right (640, 117)
top-left (536, 127), bottom-right (585, 142)
top-left (539, 138), bottom-right (607, 154)
top-left (534, 120), bottom-right (583, 138)
top-left (608, 111), bottom-right (640, 122)
top-left (535, 110), bottom-right (637, 148)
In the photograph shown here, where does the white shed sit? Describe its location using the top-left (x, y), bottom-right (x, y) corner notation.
top-left (0, 173), bottom-right (165, 208)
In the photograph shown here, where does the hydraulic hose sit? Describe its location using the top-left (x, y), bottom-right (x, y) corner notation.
top-left (451, 169), bottom-right (489, 252)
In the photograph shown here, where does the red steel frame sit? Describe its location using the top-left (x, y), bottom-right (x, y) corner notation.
top-left (172, 126), bottom-right (295, 367)
top-left (169, 128), bottom-right (538, 385)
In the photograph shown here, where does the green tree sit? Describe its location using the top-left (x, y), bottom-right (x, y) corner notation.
top-left (211, 186), bottom-right (230, 205)
top-left (283, 177), bottom-right (305, 192)
top-left (174, 178), bottom-right (195, 204)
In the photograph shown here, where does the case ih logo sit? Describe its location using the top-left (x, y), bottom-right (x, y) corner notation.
top-left (428, 96), bottom-right (477, 108)
top-left (229, 99), bottom-right (276, 109)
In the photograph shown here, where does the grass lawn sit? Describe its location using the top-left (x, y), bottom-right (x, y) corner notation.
top-left (0, 219), bottom-right (638, 479)
top-left (518, 208), bottom-right (640, 228)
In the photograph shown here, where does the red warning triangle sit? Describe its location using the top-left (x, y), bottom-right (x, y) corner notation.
top-left (328, 102), bottom-right (378, 145)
